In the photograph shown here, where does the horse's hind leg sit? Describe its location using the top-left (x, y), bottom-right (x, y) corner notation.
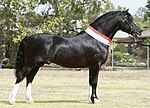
top-left (9, 83), bottom-right (20, 105)
top-left (9, 66), bottom-right (32, 105)
top-left (26, 63), bottom-right (43, 103)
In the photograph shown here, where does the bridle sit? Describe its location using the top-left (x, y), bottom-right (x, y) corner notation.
top-left (120, 12), bottom-right (134, 34)
top-left (120, 12), bottom-right (150, 47)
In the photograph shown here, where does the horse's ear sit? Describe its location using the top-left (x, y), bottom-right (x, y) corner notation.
top-left (125, 9), bottom-right (129, 13)
top-left (123, 9), bottom-right (129, 15)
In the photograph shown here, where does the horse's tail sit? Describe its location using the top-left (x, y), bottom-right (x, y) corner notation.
top-left (15, 37), bottom-right (28, 81)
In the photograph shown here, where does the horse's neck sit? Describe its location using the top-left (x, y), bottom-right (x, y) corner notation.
top-left (90, 16), bottom-right (121, 40)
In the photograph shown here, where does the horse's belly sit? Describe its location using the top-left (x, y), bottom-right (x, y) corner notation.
top-left (51, 51), bottom-right (100, 68)
top-left (49, 44), bottom-right (102, 68)
top-left (52, 55), bottom-right (88, 68)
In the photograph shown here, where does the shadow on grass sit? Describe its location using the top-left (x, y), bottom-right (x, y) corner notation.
top-left (34, 100), bottom-right (86, 103)
top-left (0, 100), bottom-right (87, 105)
top-left (0, 101), bottom-right (10, 105)
top-left (0, 100), bottom-right (26, 105)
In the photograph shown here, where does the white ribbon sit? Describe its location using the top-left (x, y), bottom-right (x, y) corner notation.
top-left (85, 26), bottom-right (112, 45)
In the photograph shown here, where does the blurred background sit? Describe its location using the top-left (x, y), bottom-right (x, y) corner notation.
top-left (0, 0), bottom-right (149, 70)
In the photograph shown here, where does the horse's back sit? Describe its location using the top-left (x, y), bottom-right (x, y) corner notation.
top-left (26, 33), bottom-right (66, 44)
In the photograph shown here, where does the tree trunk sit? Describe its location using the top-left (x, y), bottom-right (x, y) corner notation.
top-left (53, 0), bottom-right (63, 36)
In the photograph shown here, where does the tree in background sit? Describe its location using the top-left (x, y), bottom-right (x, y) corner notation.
top-left (0, 0), bottom-right (114, 67)
top-left (134, 0), bottom-right (150, 29)
top-left (134, 1), bottom-right (149, 54)
top-left (37, 0), bottom-right (114, 37)
top-left (145, 0), bottom-right (150, 21)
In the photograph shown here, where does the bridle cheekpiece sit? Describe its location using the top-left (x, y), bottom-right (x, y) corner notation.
top-left (120, 11), bottom-right (134, 34)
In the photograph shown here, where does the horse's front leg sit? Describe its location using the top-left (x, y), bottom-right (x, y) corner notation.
top-left (89, 65), bottom-right (100, 104)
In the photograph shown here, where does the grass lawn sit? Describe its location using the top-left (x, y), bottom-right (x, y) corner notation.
top-left (0, 69), bottom-right (150, 108)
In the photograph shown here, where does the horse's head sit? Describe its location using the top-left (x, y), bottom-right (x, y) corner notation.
top-left (120, 9), bottom-right (142, 37)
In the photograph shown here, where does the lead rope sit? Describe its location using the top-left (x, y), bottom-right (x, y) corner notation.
top-left (133, 36), bottom-right (150, 47)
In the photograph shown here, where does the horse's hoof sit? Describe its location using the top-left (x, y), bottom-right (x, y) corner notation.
top-left (9, 95), bottom-right (15, 105)
top-left (26, 97), bottom-right (34, 104)
top-left (9, 100), bottom-right (15, 105)
top-left (89, 97), bottom-right (100, 104)
top-left (93, 98), bottom-right (100, 103)
top-left (26, 100), bottom-right (34, 104)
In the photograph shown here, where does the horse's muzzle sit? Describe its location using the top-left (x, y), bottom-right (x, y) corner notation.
top-left (132, 27), bottom-right (142, 37)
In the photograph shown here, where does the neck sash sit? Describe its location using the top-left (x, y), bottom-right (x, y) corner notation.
top-left (85, 26), bottom-right (112, 45)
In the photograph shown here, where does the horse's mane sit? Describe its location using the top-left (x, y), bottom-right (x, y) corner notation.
top-left (77, 11), bottom-right (122, 35)
top-left (92, 11), bottom-right (121, 24)
top-left (99, 11), bottom-right (120, 19)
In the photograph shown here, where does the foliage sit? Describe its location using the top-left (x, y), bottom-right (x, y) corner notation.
top-left (114, 43), bottom-right (128, 53)
top-left (0, 0), bottom-right (148, 67)
top-left (134, 4), bottom-right (149, 51)
top-left (122, 54), bottom-right (135, 63)
top-left (134, 0), bottom-right (150, 29)
top-left (144, 38), bottom-right (150, 44)
top-left (113, 50), bottom-right (136, 63)
top-left (113, 43), bottom-right (144, 64)
top-left (145, 0), bottom-right (150, 21)
top-left (113, 51), bottom-right (123, 62)
top-left (0, 0), bottom-right (114, 67)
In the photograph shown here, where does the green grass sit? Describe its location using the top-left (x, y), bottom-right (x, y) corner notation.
top-left (0, 69), bottom-right (150, 108)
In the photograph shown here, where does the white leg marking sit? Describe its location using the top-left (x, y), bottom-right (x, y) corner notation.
top-left (94, 98), bottom-right (100, 103)
top-left (26, 83), bottom-right (33, 103)
top-left (88, 85), bottom-right (100, 103)
top-left (9, 83), bottom-right (20, 105)
top-left (89, 86), bottom-right (92, 102)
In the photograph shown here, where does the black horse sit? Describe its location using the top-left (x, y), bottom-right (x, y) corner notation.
top-left (9, 10), bottom-right (142, 105)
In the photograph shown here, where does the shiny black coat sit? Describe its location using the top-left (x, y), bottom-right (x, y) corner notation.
top-left (14, 10), bottom-right (142, 104)
top-left (24, 32), bottom-right (108, 68)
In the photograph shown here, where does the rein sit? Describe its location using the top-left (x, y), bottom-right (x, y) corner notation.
top-left (133, 36), bottom-right (150, 47)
